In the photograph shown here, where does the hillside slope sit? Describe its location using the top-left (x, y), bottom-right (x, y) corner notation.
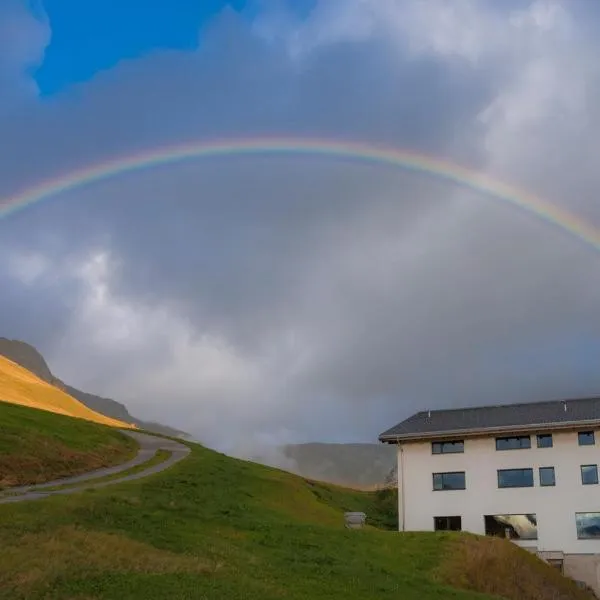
top-left (0, 354), bottom-right (130, 428)
top-left (0, 402), bottom-right (137, 487)
top-left (0, 338), bottom-right (188, 438)
top-left (64, 384), bottom-right (189, 439)
top-left (0, 407), bottom-right (591, 600)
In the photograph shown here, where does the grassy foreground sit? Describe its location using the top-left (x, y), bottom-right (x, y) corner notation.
top-left (0, 402), bottom-right (138, 487)
top-left (0, 407), bottom-right (592, 600)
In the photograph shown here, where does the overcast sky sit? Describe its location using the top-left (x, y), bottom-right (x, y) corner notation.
top-left (1, 0), bottom-right (600, 455)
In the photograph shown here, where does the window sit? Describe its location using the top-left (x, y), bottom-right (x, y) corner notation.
top-left (496, 435), bottom-right (531, 451)
top-left (434, 516), bottom-right (462, 531)
top-left (576, 513), bottom-right (600, 539)
top-left (484, 514), bottom-right (537, 540)
top-left (432, 440), bottom-right (464, 454)
top-left (536, 434), bottom-right (553, 448)
top-left (578, 431), bottom-right (595, 446)
top-left (581, 464), bottom-right (599, 485)
top-left (433, 471), bottom-right (466, 491)
top-left (497, 468), bottom-right (534, 488)
top-left (539, 466), bottom-right (555, 486)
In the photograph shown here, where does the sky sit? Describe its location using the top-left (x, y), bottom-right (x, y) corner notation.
top-left (2, 0), bottom-right (600, 457)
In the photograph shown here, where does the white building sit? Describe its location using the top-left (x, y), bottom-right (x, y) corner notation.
top-left (379, 397), bottom-right (600, 594)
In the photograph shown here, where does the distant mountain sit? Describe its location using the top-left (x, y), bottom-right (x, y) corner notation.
top-left (0, 354), bottom-right (129, 428)
top-left (266, 442), bottom-right (397, 489)
top-left (0, 338), bottom-right (189, 439)
top-left (63, 385), bottom-right (189, 439)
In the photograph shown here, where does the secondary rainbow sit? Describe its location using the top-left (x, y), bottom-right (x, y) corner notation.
top-left (1, 136), bottom-right (598, 251)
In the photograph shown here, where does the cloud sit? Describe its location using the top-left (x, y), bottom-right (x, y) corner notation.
top-left (253, 0), bottom-right (517, 63)
top-left (0, 0), bottom-right (50, 108)
top-left (2, 1), bottom-right (600, 454)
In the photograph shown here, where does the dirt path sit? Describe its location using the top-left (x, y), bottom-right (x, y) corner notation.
top-left (0, 430), bottom-right (190, 504)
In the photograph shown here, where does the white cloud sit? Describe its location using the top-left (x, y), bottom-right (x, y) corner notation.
top-left (271, 0), bottom-right (570, 60)
top-left (255, 0), bottom-right (510, 63)
top-left (0, 0), bottom-right (51, 105)
top-left (25, 249), bottom-right (299, 451)
top-left (375, 0), bottom-right (506, 63)
top-left (283, 0), bottom-right (598, 209)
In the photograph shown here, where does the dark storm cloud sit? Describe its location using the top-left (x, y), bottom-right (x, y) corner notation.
top-left (2, 1), bottom-right (600, 453)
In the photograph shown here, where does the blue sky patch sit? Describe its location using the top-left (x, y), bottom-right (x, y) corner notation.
top-left (35, 0), bottom-right (249, 95)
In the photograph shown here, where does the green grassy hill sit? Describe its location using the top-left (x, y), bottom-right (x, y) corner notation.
top-left (0, 401), bottom-right (137, 487)
top-left (0, 403), bottom-right (592, 600)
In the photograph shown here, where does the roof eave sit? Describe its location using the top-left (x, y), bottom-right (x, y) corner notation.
top-left (378, 418), bottom-right (600, 444)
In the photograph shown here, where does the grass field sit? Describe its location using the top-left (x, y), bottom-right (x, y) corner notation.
top-left (0, 401), bottom-right (138, 487)
top-left (0, 354), bottom-right (130, 428)
top-left (0, 406), bottom-right (592, 600)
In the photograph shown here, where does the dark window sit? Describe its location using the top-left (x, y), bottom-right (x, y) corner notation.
top-left (539, 466), bottom-right (555, 486)
top-left (433, 471), bottom-right (466, 491)
top-left (485, 514), bottom-right (537, 540)
top-left (578, 431), bottom-right (595, 446)
top-left (581, 464), bottom-right (599, 485)
top-left (432, 440), bottom-right (464, 454)
top-left (434, 516), bottom-right (462, 531)
top-left (576, 513), bottom-right (600, 539)
top-left (496, 436), bottom-right (531, 451)
top-left (536, 434), bottom-right (553, 448)
top-left (497, 468), bottom-right (534, 488)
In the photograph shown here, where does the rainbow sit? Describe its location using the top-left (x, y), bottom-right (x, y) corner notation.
top-left (1, 136), bottom-right (598, 251)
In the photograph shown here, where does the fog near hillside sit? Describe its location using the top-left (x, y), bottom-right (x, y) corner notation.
top-left (246, 446), bottom-right (302, 477)
top-left (246, 442), bottom-right (397, 488)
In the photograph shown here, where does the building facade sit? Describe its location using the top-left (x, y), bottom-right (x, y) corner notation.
top-left (379, 397), bottom-right (600, 594)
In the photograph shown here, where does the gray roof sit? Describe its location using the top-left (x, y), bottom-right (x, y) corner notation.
top-left (379, 396), bottom-right (600, 442)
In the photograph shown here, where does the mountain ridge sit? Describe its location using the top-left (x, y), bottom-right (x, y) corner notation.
top-left (0, 338), bottom-right (189, 439)
top-left (0, 354), bottom-right (130, 428)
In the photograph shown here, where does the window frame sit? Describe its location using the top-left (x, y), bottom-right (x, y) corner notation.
top-left (497, 467), bottom-right (535, 488)
top-left (578, 431), bottom-right (596, 446)
top-left (581, 464), bottom-right (599, 486)
top-left (432, 471), bottom-right (466, 491)
top-left (538, 466), bottom-right (556, 487)
top-left (431, 440), bottom-right (465, 455)
top-left (536, 434), bottom-right (553, 448)
top-left (495, 435), bottom-right (532, 451)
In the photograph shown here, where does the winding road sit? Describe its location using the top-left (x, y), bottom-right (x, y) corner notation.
top-left (0, 430), bottom-right (190, 504)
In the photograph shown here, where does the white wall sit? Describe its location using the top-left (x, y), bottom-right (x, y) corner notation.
top-left (397, 429), bottom-right (600, 554)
